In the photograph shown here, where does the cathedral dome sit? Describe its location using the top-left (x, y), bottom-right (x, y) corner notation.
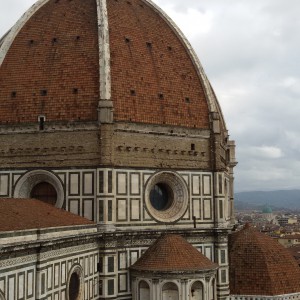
top-left (0, 0), bottom-right (224, 129)
top-left (229, 224), bottom-right (300, 296)
top-left (262, 205), bottom-right (272, 214)
top-left (130, 234), bottom-right (218, 273)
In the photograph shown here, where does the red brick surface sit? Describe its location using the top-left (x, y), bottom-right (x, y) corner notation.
top-left (0, 198), bottom-right (94, 231)
top-left (0, 0), bottom-right (99, 124)
top-left (107, 0), bottom-right (210, 128)
top-left (229, 224), bottom-right (300, 296)
top-left (130, 234), bottom-right (217, 272)
top-left (0, 0), bottom-right (210, 128)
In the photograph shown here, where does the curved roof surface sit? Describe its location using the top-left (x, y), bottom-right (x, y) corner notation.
top-left (0, 0), bottom-right (224, 129)
top-left (130, 234), bottom-right (218, 272)
top-left (229, 224), bottom-right (300, 296)
top-left (262, 205), bottom-right (273, 214)
top-left (0, 198), bottom-right (94, 231)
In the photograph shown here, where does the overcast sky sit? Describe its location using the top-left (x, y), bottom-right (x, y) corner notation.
top-left (1, 1), bottom-right (300, 192)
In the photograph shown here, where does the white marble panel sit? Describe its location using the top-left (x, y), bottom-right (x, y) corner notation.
top-left (131, 199), bottom-right (140, 220)
top-left (83, 173), bottom-right (93, 195)
top-left (18, 273), bottom-right (24, 299)
top-left (83, 200), bottom-right (93, 220)
top-left (117, 173), bottom-right (127, 195)
top-left (192, 175), bottom-right (200, 195)
top-left (0, 174), bottom-right (9, 196)
top-left (203, 175), bottom-right (211, 195)
top-left (70, 200), bottom-right (79, 215)
top-left (117, 199), bottom-right (127, 221)
top-left (119, 274), bottom-right (127, 292)
top-left (192, 199), bottom-right (201, 219)
top-left (70, 173), bottom-right (80, 195)
top-left (203, 199), bottom-right (212, 219)
top-left (130, 174), bottom-right (140, 195)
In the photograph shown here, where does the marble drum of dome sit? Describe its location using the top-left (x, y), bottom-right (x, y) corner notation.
top-left (144, 172), bottom-right (189, 223)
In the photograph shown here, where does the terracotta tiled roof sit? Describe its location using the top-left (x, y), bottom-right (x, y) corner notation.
top-left (287, 245), bottom-right (300, 266)
top-left (130, 234), bottom-right (218, 272)
top-left (0, 198), bottom-right (94, 232)
top-left (229, 224), bottom-right (300, 296)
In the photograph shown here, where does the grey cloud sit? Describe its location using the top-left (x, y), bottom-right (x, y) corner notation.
top-left (1, 0), bottom-right (300, 192)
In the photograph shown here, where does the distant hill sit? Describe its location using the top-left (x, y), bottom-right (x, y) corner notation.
top-left (235, 190), bottom-right (300, 211)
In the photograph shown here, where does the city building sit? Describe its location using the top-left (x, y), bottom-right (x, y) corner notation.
top-left (0, 0), bottom-right (237, 299)
top-left (229, 224), bottom-right (300, 300)
top-left (2, 1), bottom-right (300, 300)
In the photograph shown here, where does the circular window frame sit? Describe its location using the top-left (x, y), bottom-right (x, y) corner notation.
top-left (13, 170), bottom-right (64, 208)
top-left (144, 171), bottom-right (189, 223)
top-left (66, 264), bottom-right (84, 300)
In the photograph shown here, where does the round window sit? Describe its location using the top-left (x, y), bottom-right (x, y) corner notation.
top-left (150, 183), bottom-right (173, 211)
top-left (30, 182), bottom-right (57, 205)
top-left (145, 172), bottom-right (188, 223)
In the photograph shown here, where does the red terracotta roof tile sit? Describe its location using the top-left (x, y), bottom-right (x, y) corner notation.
top-left (0, 198), bottom-right (94, 232)
top-left (229, 224), bottom-right (300, 296)
top-left (130, 234), bottom-right (218, 272)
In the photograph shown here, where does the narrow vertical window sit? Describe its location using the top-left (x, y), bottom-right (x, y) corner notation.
top-left (99, 200), bottom-right (104, 222)
top-left (38, 115), bottom-right (45, 131)
top-left (221, 250), bottom-right (226, 264)
top-left (108, 171), bottom-right (113, 193)
top-left (108, 279), bottom-right (114, 295)
top-left (218, 174), bottom-right (223, 194)
top-left (219, 200), bottom-right (224, 219)
top-left (108, 200), bottom-right (112, 221)
top-left (99, 171), bottom-right (104, 193)
top-left (108, 257), bottom-right (114, 273)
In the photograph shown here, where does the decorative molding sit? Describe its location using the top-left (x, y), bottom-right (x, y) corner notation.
top-left (13, 169), bottom-right (64, 208)
top-left (144, 171), bottom-right (189, 223)
top-left (116, 145), bottom-right (204, 157)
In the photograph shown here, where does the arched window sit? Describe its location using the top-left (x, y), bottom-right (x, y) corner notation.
top-left (162, 282), bottom-right (179, 300)
top-left (139, 281), bottom-right (150, 300)
top-left (30, 182), bottom-right (57, 205)
top-left (67, 264), bottom-right (83, 300)
top-left (190, 281), bottom-right (203, 300)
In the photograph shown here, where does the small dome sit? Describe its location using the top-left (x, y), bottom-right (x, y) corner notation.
top-left (229, 224), bottom-right (300, 296)
top-left (262, 205), bottom-right (272, 214)
top-left (130, 234), bottom-right (218, 272)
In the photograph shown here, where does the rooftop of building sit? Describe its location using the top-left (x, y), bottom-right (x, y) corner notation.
top-left (229, 223), bottom-right (300, 296)
top-left (130, 234), bottom-right (218, 273)
top-left (0, 198), bottom-right (94, 232)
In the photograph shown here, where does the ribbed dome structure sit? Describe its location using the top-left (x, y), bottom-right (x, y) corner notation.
top-left (130, 234), bottom-right (218, 272)
top-left (0, 0), bottom-right (224, 129)
top-left (229, 224), bottom-right (300, 296)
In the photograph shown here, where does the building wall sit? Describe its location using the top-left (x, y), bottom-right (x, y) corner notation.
top-left (0, 167), bottom-right (231, 227)
top-left (0, 238), bottom-right (99, 300)
top-left (0, 164), bottom-right (232, 300)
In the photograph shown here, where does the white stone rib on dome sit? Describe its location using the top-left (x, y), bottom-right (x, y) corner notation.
top-left (0, 0), bottom-right (48, 67)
